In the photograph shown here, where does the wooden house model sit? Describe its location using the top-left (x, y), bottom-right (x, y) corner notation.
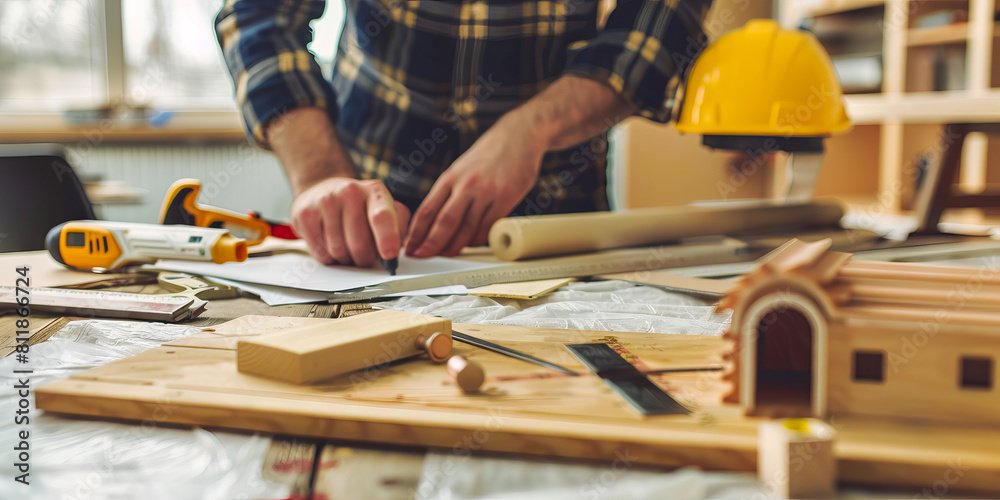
top-left (718, 239), bottom-right (1000, 424)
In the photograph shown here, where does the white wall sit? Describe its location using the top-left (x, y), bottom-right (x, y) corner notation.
top-left (67, 143), bottom-right (293, 224)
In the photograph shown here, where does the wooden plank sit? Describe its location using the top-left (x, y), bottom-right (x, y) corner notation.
top-left (0, 251), bottom-right (149, 289)
top-left (906, 22), bottom-right (969, 46)
top-left (967, 0), bottom-right (996, 92)
top-left (836, 279), bottom-right (1000, 306)
top-left (0, 112), bottom-right (245, 144)
top-left (801, 0), bottom-right (885, 18)
top-left (845, 90), bottom-right (1000, 124)
top-left (0, 315), bottom-right (73, 358)
top-left (883, 0), bottom-right (907, 95)
top-left (468, 278), bottom-right (574, 299)
top-left (596, 271), bottom-right (739, 296)
top-left (34, 317), bottom-right (1000, 492)
top-left (879, 120), bottom-right (905, 211)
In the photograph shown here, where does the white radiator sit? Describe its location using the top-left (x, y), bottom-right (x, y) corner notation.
top-left (66, 144), bottom-right (293, 224)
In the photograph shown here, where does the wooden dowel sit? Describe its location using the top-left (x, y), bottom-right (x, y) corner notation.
top-left (842, 261), bottom-right (1000, 284)
top-left (843, 282), bottom-right (1000, 306)
top-left (840, 304), bottom-right (1000, 327)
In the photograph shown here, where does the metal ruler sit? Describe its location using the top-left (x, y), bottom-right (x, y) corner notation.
top-left (0, 286), bottom-right (205, 322)
top-left (565, 343), bottom-right (690, 416)
top-left (326, 239), bottom-right (755, 303)
top-left (666, 238), bottom-right (1000, 278)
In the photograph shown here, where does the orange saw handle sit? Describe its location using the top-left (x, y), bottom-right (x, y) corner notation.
top-left (159, 178), bottom-right (274, 245)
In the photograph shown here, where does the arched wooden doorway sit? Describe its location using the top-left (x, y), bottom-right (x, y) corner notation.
top-left (740, 292), bottom-right (827, 417)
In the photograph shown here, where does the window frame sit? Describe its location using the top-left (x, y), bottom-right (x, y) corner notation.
top-left (959, 356), bottom-right (994, 390)
top-left (851, 350), bottom-right (886, 384)
top-left (0, 0), bottom-right (243, 143)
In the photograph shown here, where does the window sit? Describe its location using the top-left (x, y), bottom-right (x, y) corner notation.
top-left (0, 0), bottom-right (106, 112)
top-left (0, 0), bottom-right (344, 115)
top-left (852, 350), bottom-right (885, 383)
top-left (960, 357), bottom-right (993, 390)
top-left (123, 0), bottom-right (236, 110)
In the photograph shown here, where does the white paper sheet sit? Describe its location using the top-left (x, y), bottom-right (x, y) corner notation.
top-left (209, 276), bottom-right (468, 306)
top-left (150, 253), bottom-right (498, 292)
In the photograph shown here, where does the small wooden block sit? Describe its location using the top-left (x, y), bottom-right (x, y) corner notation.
top-left (596, 271), bottom-right (740, 295)
top-left (758, 419), bottom-right (837, 499)
top-left (237, 309), bottom-right (452, 384)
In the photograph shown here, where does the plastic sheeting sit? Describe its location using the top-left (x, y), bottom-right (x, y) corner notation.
top-left (0, 320), bottom-right (289, 500)
top-left (385, 280), bottom-right (731, 335)
top-left (414, 453), bottom-right (778, 500)
top-left (412, 450), bottom-right (920, 500)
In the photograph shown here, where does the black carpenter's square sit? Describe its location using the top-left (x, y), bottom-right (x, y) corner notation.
top-left (565, 343), bottom-right (690, 416)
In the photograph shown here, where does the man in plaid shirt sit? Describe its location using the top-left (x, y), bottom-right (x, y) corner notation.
top-left (216, 0), bottom-right (712, 267)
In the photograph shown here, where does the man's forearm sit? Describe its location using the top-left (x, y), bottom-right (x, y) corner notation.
top-left (267, 107), bottom-right (357, 196)
top-left (508, 74), bottom-right (638, 152)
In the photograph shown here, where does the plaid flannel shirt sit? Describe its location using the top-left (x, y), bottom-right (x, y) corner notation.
top-left (216, 0), bottom-right (712, 214)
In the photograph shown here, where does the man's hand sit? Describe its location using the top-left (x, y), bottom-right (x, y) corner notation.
top-left (405, 75), bottom-right (636, 258)
top-left (405, 111), bottom-right (547, 257)
top-left (269, 107), bottom-right (408, 266)
top-left (291, 178), bottom-right (410, 267)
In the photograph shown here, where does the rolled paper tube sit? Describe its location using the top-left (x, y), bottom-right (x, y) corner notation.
top-left (447, 355), bottom-right (485, 393)
top-left (488, 201), bottom-right (845, 261)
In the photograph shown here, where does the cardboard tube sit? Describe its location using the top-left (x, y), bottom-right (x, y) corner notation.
top-left (488, 201), bottom-right (844, 261)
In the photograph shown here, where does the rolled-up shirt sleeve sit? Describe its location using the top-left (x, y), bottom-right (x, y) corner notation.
top-left (563, 0), bottom-right (713, 123)
top-left (215, 0), bottom-right (338, 149)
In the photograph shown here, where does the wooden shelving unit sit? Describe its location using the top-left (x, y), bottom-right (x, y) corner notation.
top-left (906, 22), bottom-right (969, 46)
top-left (797, 0), bottom-right (886, 18)
top-left (845, 89), bottom-right (1000, 123)
top-left (780, 0), bottom-right (1000, 212)
top-left (0, 112), bottom-right (246, 144)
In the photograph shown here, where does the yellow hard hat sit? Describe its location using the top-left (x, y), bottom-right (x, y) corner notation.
top-left (676, 19), bottom-right (851, 138)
